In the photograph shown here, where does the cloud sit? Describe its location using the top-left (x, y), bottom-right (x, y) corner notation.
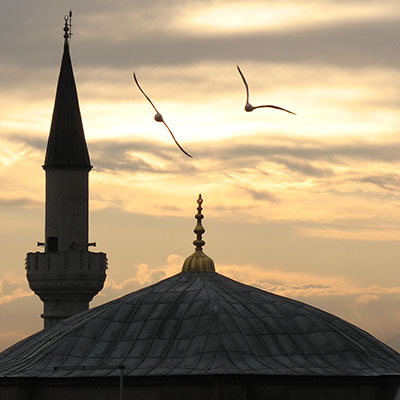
top-left (17, 132), bottom-right (400, 165)
top-left (177, 0), bottom-right (395, 36)
top-left (358, 174), bottom-right (400, 193)
top-left (217, 262), bottom-right (400, 309)
top-left (6, 127), bottom-right (400, 245)
top-left (0, 289), bottom-right (33, 306)
top-left (105, 264), bottom-right (166, 292)
top-left (5, 134), bottom-right (197, 174)
top-left (0, 197), bottom-right (41, 208)
top-left (239, 185), bottom-right (279, 202)
top-left (355, 294), bottom-right (380, 305)
top-left (0, 274), bottom-right (33, 306)
top-left (14, 133), bottom-right (400, 174)
top-left (79, 17), bottom-right (400, 70)
top-left (203, 137), bottom-right (400, 164)
top-left (90, 140), bottom-right (197, 174)
top-left (9, 132), bottom-right (400, 226)
top-left (270, 156), bottom-right (334, 178)
top-left (1, 0), bottom-right (399, 89)
top-left (152, 204), bottom-right (183, 212)
top-left (96, 254), bottom-right (183, 303)
top-left (97, 256), bottom-right (400, 306)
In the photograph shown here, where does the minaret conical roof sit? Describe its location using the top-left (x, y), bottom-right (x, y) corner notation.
top-left (44, 20), bottom-right (91, 168)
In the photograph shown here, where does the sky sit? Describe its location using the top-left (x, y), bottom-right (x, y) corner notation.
top-left (1, 0), bottom-right (400, 351)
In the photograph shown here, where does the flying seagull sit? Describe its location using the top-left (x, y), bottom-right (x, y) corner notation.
top-left (133, 73), bottom-right (193, 158)
top-left (237, 65), bottom-right (296, 115)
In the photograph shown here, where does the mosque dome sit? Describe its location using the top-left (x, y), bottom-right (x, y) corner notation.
top-left (1, 195), bottom-right (400, 380)
top-left (1, 271), bottom-right (400, 378)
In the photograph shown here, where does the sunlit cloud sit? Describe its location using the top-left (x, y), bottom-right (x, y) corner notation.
top-left (0, 274), bottom-right (33, 306)
top-left (178, 1), bottom-right (398, 35)
top-left (6, 131), bottom-right (400, 243)
top-left (0, 289), bottom-right (33, 306)
top-left (3, 62), bottom-right (400, 145)
top-left (95, 254), bottom-right (182, 303)
top-left (216, 261), bottom-right (400, 300)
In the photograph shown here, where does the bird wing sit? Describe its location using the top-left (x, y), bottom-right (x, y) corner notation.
top-left (133, 72), bottom-right (193, 158)
top-left (133, 72), bottom-right (159, 114)
top-left (162, 121), bottom-right (193, 158)
top-left (253, 104), bottom-right (296, 115)
top-left (237, 65), bottom-right (250, 104)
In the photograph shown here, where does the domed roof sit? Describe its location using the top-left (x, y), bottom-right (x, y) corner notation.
top-left (1, 271), bottom-right (400, 378)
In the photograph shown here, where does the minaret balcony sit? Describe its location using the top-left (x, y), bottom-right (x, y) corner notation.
top-left (25, 250), bottom-right (107, 294)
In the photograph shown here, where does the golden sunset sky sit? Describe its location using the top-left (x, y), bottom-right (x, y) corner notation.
top-left (1, 0), bottom-right (400, 351)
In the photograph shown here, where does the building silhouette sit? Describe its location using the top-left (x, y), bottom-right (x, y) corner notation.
top-left (0, 18), bottom-right (400, 400)
top-left (25, 19), bottom-right (107, 329)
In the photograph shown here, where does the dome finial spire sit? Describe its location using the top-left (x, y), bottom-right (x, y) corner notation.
top-left (193, 194), bottom-right (205, 251)
top-left (182, 194), bottom-right (215, 273)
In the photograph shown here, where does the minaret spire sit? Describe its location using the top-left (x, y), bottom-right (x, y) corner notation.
top-left (26, 16), bottom-right (107, 329)
top-left (45, 12), bottom-right (90, 168)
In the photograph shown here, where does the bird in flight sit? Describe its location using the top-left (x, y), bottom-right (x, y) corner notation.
top-left (133, 72), bottom-right (193, 158)
top-left (237, 65), bottom-right (296, 115)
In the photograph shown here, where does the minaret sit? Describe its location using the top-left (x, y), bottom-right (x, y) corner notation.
top-left (26, 17), bottom-right (107, 329)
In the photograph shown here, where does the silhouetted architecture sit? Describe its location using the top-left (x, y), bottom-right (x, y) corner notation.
top-left (25, 18), bottom-right (107, 329)
top-left (0, 16), bottom-right (400, 400)
top-left (1, 195), bottom-right (400, 399)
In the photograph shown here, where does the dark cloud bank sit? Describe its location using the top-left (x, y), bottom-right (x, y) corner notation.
top-left (2, 0), bottom-right (400, 81)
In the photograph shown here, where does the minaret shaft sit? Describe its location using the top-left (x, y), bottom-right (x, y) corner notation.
top-left (45, 168), bottom-right (89, 252)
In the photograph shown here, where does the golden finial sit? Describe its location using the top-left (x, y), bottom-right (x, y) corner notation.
top-left (193, 194), bottom-right (205, 250)
top-left (182, 194), bottom-right (215, 273)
